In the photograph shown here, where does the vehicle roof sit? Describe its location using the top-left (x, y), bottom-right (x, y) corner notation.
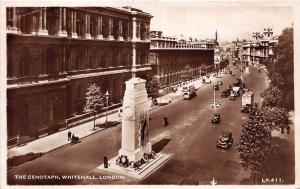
top-left (232, 86), bottom-right (240, 91)
top-left (243, 91), bottom-right (254, 96)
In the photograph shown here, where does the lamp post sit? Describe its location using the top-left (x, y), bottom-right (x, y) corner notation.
top-left (105, 91), bottom-right (110, 126)
top-left (213, 76), bottom-right (216, 113)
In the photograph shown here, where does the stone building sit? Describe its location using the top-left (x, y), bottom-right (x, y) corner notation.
top-left (242, 28), bottom-right (278, 66)
top-left (149, 31), bottom-right (215, 88)
top-left (6, 7), bottom-right (152, 145)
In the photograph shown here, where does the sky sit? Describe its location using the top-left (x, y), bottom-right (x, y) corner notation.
top-left (132, 1), bottom-right (294, 42)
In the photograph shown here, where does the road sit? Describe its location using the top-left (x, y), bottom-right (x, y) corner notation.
top-left (7, 65), bottom-right (268, 185)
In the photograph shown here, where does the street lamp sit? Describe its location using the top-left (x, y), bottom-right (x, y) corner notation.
top-left (105, 91), bottom-right (110, 126)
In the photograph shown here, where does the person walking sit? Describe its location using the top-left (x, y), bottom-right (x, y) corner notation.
top-left (68, 130), bottom-right (72, 141)
top-left (103, 156), bottom-right (109, 168)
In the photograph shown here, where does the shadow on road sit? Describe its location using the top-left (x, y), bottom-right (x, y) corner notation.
top-left (152, 138), bottom-right (171, 153)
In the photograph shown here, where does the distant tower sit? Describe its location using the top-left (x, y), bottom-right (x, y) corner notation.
top-left (215, 30), bottom-right (218, 42)
top-left (263, 28), bottom-right (273, 38)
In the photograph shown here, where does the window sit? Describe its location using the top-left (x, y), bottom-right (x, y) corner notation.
top-left (18, 47), bottom-right (32, 77)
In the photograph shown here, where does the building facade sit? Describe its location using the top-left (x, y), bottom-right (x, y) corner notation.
top-left (6, 7), bottom-right (152, 145)
top-left (149, 31), bottom-right (215, 88)
top-left (242, 28), bottom-right (278, 66)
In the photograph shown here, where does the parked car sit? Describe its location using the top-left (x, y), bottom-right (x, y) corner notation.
top-left (221, 89), bottom-right (230, 98)
top-left (216, 131), bottom-right (233, 149)
top-left (212, 113), bottom-right (221, 124)
top-left (157, 98), bottom-right (171, 106)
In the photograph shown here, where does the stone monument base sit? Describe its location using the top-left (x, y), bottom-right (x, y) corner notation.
top-left (97, 153), bottom-right (173, 179)
top-left (118, 142), bottom-right (152, 162)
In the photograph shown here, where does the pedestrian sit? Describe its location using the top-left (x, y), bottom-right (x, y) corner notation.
top-left (68, 130), bottom-right (72, 141)
top-left (103, 156), bottom-right (109, 168)
top-left (286, 125), bottom-right (290, 134)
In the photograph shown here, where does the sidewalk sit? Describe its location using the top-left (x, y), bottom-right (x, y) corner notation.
top-left (8, 112), bottom-right (121, 158)
top-left (7, 75), bottom-right (216, 159)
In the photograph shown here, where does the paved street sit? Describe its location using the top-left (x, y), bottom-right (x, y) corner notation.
top-left (7, 65), bottom-right (270, 185)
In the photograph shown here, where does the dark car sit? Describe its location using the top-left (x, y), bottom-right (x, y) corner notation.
top-left (213, 84), bottom-right (219, 90)
top-left (241, 104), bottom-right (251, 113)
top-left (212, 113), bottom-right (221, 124)
top-left (216, 131), bottom-right (233, 149)
top-left (221, 90), bottom-right (230, 98)
top-left (233, 78), bottom-right (242, 87)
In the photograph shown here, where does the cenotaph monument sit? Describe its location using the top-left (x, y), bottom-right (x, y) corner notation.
top-left (97, 76), bottom-right (171, 179)
top-left (118, 77), bottom-right (152, 161)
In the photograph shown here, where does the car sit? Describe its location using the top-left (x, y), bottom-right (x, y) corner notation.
top-left (216, 131), bottom-right (233, 149)
top-left (213, 84), bottom-right (219, 90)
top-left (221, 90), bottom-right (230, 98)
top-left (157, 98), bottom-right (171, 106)
top-left (241, 104), bottom-right (251, 113)
top-left (212, 113), bottom-right (221, 124)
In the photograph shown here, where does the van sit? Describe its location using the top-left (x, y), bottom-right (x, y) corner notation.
top-left (182, 85), bottom-right (196, 100)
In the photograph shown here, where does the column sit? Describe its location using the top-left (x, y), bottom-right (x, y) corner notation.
top-left (136, 22), bottom-right (140, 40)
top-left (57, 7), bottom-right (67, 37)
top-left (88, 14), bottom-right (91, 34)
top-left (7, 8), bottom-right (11, 29)
top-left (37, 8), bottom-right (43, 34)
top-left (17, 14), bottom-right (21, 34)
top-left (38, 7), bottom-right (48, 35)
top-left (71, 11), bottom-right (78, 38)
top-left (84, 13), bottom-right (91, 39)
top-left (107, 17), bottom-right (114, 40)
top-left (11, 7), bottom-right (18, 31)
top-left (96, 16), bottom-right (103, 39)
top-left (70, 11), bottom-right (73, 33)
top-left (31, 14), bottom-right (37, 35)
top-left (63, 8), bottom-right (67, 32)
top-left (126, 21), bottom-right (131, 41)
top-left (131, 43), bottom-right (137, 77)
top-left (132, 17), bottom-right (137, 41)
top-left (43, 8), bottom-right (48, 34)
top-left (117, 19), bottom-right (124, 41)
top-left (58, 8), bottom-right (62, 32)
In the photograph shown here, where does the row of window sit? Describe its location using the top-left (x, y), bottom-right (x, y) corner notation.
top-left (8, 46), bottom-right (148, 78)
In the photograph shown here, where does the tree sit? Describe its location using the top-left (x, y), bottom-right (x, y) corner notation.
top-left (181, 65), bottom-right (193, 82)
top-left (268, 71), bottom-right (285, 90)
top-left (265, 27), bottom-right (294, 110)
top-left (84, 83), bottom-right (105, 130)
top-left (260, 86), bottom-right (283, 107)
top-left (260, 106), bottom-right (290, 132)
top-left (141, 73), bottom-right (161, 99)
top-left (146, 76), bottom-right (160, 99)
top-left (237, 110), bottom-right (273, 183)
